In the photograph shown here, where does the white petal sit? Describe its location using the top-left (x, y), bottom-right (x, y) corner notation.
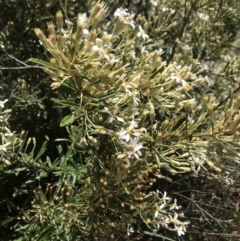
top-left (116, 117), bottom-right (124, 122)
top-left (91, 45), bottom-right (99, 52)
top-left (82, 29), bottom-right (89, 38)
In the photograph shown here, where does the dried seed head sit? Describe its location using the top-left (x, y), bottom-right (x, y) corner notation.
top-left (48, 34), bottom-right (56, 45)
top-left (50, 58), bottom-right (57, 65)
top-left (35, 28), bottom-right (48, 46)
top-left (89, 1), bottom-right (107, 27)
top-left (234, 130), bottom-right (240, 138)
top-left (47, 22), bottom-right (55, 34)
top-left (56, 11), bottom-right (63, 30)
top-left (56, 34), bottom-right (63, 48)
top-left (44, 68), bottom-right (55, 76)
top-left (113, 17), bottom-right (126, 35)
top-left (102, 32), bottom-right (112, 43)
top-left (50, 82), bottom-right (61, 89)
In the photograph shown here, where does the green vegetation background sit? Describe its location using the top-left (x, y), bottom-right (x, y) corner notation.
top-left (1, 0), bottom-right (240, 240)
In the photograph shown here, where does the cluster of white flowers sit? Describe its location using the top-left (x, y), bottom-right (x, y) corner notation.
top-left (151, 190), bottom-right (190, 237)
top-left (114, 8), bottom-right (135, 29)
top-left (117, 117), bottom-right (146, 165)
top-left (114, 8), bottom-right (149, 41)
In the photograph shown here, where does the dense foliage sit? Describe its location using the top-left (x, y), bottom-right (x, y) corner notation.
top-left (1, 0), bottom-right (240, 240)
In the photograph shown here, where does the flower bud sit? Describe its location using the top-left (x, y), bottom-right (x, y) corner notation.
top-left (56, 11), bottom-right (63, 30)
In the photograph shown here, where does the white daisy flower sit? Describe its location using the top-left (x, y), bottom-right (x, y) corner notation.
top-left (119, 117), bottom-right (139, 142)
top-left (169, 212), bottom-right (180, 228)
top-left (126, 137), bottom-right (144, 159)
top-left (155, 203), bottom-right (166, 218)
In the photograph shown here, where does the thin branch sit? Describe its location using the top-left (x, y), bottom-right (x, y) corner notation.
top-left (0, 53), bottom-right (44, 70)
top-left (6, 54), bottom-right (28, 66)
top-left (0, 66), bottom-right (44, 70)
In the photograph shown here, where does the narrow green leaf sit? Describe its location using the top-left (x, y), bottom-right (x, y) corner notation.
top-left (52, 99), bottom-right (80, 108)
top-left (0, 218), bottom-right (13, 226)
top-left (46, 156), bottom-right (52, 168)
top-left (34, 141), bottom-right (47, 162)
top-left (29, 58), bottom-right (60, 71)
top-left (82, 90), bottom-right (116, 102)
top-left (60, 114), bottom-right (76, 127)
top-left (36, 226), bottom-right (55, 241)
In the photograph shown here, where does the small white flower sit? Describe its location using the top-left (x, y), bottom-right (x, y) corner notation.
top-left (127, 223), bottom-right (134, 236)
top-left (191, 156), bottom-right (205, 176)
top-left (175, 226), bottom-right (185, 236)
top-left (137, 26), bottom-right (149, 41)
top-left (149, 189), bottom-right (160, 195)
top-left (91, 45), bottom-right (110, 61)
top-left (169, 198), bottom-right (180, 210)
top-left (171, 72), bottom-right (185, 85)
top-left (126, 89), bottom-right (140, 106)
top-left (169, 212), bottom-right (180, 227)
top-left (155, 48), bottom-right (164, 55)
top-left (91, 45), bottom-right (100, 52)
top-left (104, 107), bottom-right (124, 123)
top-left (0, 142), bottom-right (11, 152)
top-left (122, 137), bottom-right (144, 159)
top-left (114, 8), bottom-right (129, 18)
top-left (0, 99), bottom-right (8, 108)
top-left (82, 28), bottom-right (89, 38)
top-left (161, 217), bottom-right (170, 228)
top-left (78, 13), bottom-right (87, 24)
top-left (155, 203), bottom-right (166, 218)
top-left (119, 137), bottom-right (144, 161)
top-left (119, 117), bottom-right (139, 142)
top-left (126, 20), bottom-right (135, 29)
top-left (179, 220), bottom-right (190, 232)
top-left (161, 191), bottom-right (170, 204)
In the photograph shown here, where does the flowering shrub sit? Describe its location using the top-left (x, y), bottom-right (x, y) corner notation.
top-left (1, 0), bottom-right (240, 240)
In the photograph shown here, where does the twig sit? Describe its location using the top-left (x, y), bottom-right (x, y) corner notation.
top-left (0, 53), bottom-right (44, 70)
top-left (0, 66), bottom-right (44, 70)
top-left (6, 53), bottom-right (28, 66)
top-left (175, 192), bottom-right (224, 225)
